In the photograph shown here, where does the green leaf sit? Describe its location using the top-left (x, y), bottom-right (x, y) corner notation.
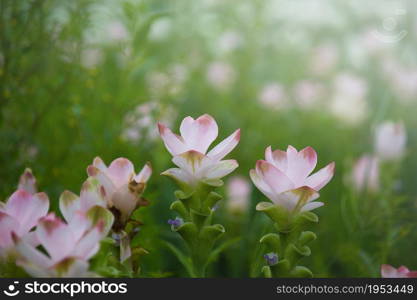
top-left (162, 241), bottom-right (195, 277)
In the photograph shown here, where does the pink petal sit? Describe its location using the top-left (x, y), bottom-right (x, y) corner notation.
top-left (305, 161), bottom-right (335, 191)
top-left (300, 201), bottom-right (324, 212)
top-left (179, 114), bottom-right (218, 154)
top-left (36, 214), bottom-right (75, 263)
top-left (161, 168), bottom-right (193, 186)
top-left (18, 168), bottom-right (37, 194)
top-left (381, 264), bottom-right (400, 278)
top-left (111, 184), bottom-right (138, 223)
top-left (6, 190), bottom-right (49, 234)
top-left (249, 169), bottom-right (276, 202)
top-left (87, 166), bottom-right (116, 198)
top-left (92, 156), bottom-right (107, 171)
top-left (273, 187), bottom-right (320, 212)
top-left (265, 146), bottom-right (288, 172)
top-left (256, 160), bottom-right (294, 194)
top-left (107, 158), bottom-right (135, 188)
top-left (73, 222), bottom-right (104, 260)
top-left (79, 177), bottom-right (107, 212)
top-left (172, 150), bottom-right (210, 175)
top-left (286, 146), bottom-right (317, 186)
top-left (59, 190), bottom-right (80, 224)
top-left (134, 162), bottom-right (152, 183)
top-left (13, 233), bottom-right (52, 269)
top-left (0, 212), bottom-right (19, 248)
top-left (204, 159), bottom-right (238, 180)
top-left (158, 122), bottom-right (187, 156)
top-left (207, 129), bottom-right (240, 162)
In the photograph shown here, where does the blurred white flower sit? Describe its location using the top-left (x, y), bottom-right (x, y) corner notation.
top-left (226, 176), bottom-right (251, 214)
top-left (351, 155), bottom-right (380, 193)
top-left (81, 48), bottom-right (102, 69)
top-left (382, 59), bottom-right (417, 102)
top-left (148, 17), bottom-right (172, 42)
top-left (206, 61), bottom-right (236, 91)
top-left (258, 83), bottom-right (287, 110)
top-left (106, 21), bottom-right (129, 42)
top-left (293, 80), bottom-right (324, 109)
top-left (217, 31), bottom-right (243, 53)
top-left (374, 121), bottom-right (406, 161)
top-left (329, 73), bottom-right (368, 124)
top-left (309, 43), bottom-right (339, 76)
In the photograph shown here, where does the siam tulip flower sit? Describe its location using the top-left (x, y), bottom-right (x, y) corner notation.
top-left (14, 210), bottom-right (112, 277)
top-left (351, 155), bottom-right (380, 193)
top-left (329, 73), bottom-right (368, 125)
top-left (381, 264), bottom-right (417, 278)
top-left (309, 43), bottom-right (339, 76)
top-left (293, 80), bottom-right (324, 110)
top-left (258, 83), bottom-right (287, 110)
top-left (0, 170), bottom-right (49, 256)
top-left (217, 30), bottom-right (243, 54)
top-left (206, 61), bottom-right (236, 91)
top-left (87, 157), bottom-right (152, 226)
top-left (158, 114), bottom-right (240, 188)
top-left (250, 146), bottom-right (335, 214)
top-left (374, 121), bottom-right (406, 161)
top-left (226, 176), bottom-right (251, 214)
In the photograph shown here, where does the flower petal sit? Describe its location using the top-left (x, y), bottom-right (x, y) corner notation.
top-left (107, 158), bottom-right (135, 188)
top-left (265, 146), bottom-right (288, 173)
top-left (80, 177), bottom-right (107, 211)
top-left (207, 129), bottom-right (240, 161)
top-left (13, 233), bottom-right (52, 270)
top-left (256, 160), bottom-right (294, 194)
top-left (286, 146), bottom-right (317, 185)
top-left (59, 190), bottom-right (80, 224)
top-left (204, 159), bottom-right (238, 180)
top-left (300, 201), bottom-right (324, 212)
top-left (73, 222), bottom-right (105, 260)
top-left (274, 186), bottom-right (320, 212)
top-left (305, 162), bottom-right (335, 191)
top-left (172, 150), bottom-right (211, 176)
top-left (134, 162), bottom-right (152, 183)
top-left (179, 114), bottom-right (218, 154)
top-left (161, 168), bottom-right (193, 186)
top-left (381, 264), bottom-right (401, 278)
top-left (158, 122), bottom-right (187, 156)
top-left (18, 168), bottom-right (37, 194)
top-left (36, 214), bottom-right (75, 263)
top-left (87, 165), bottom-right (117, 198)
top-left (249, 169), bottom-right (276, 202)
top-left (6, 190), bottom-right (49, 235)
top-left (0, 212), bottom-right (19, 248)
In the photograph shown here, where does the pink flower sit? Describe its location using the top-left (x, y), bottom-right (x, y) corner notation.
top-left (0, 169), bottom-right (49, 255)
top-left (250, 146), bottom-right (335, 213)
top-left (14, 211), bottom-right (111, 277)
top-left (351, 155), bottom-right (379, 193)
top-left (381, 264), bottom-right (417, 278)
top-left (87, 157), bottom-right (152, 224)
top-left (374, 121), bottom-right (406, 161)
top-left (158, 114), bottom-right (240, 187)
top-left (226, 176), bottom-right (251, 213)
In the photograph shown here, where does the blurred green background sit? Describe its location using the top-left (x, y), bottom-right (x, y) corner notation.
top-left (1, 0), bottom-right (417, 277)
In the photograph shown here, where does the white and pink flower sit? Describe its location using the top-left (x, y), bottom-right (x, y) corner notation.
top-left (158, 114), bottom-right (240, 187)
top-left (374, 121), bottom-right (407, 161)
top-left (250, 146), bottom-right (335, 213)
top-left (0, 169), bottom-right (49, 256)
top-left (351, 155), bottom-right (380, 193)
top-left (87, 157), bottom-right (152, 224)
top-left (381, 264), bottom-right (417, 278)
top-left (14, 210), bottom-right (111, 277)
